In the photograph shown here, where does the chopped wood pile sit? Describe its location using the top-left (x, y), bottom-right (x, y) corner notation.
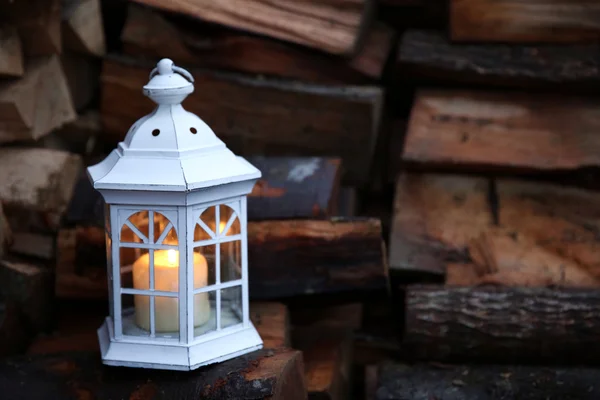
top-left (0, 0), bottom-right (599, 398)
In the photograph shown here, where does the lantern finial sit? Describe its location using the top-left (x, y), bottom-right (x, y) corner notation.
top-left (145, 59), bottom-right (194, 105)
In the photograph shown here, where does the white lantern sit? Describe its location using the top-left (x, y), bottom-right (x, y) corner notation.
top-left (87, 59), bottom-right (263, 370)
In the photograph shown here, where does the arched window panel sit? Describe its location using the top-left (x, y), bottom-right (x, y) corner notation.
top-left (119, 210), bottom-right (179, 246)
top-left (193, 203), bottom-right (241, 244)
top-left (120, 211), bottom-right (149, 244)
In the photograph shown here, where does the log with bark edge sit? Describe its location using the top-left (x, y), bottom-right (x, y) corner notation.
top-left (451, 0), bottom-right (600, 43)
top-left (122, 4), bottom-right (394, 83)
top-left (101, 56), bottom-right (383, 185)
top-left (61, 0), bottom-right (106, 57)
top-left (404, 285), bottom-right (600, 364)
top-left (246, 157), bottom-right (342, 220)
top-left (0, 26), bottom-right (23, 78)
top-left (373, 361), bottom-right (600, 399)
top-left (403, 89), bottom-right (600, 174)
top-left (0, 55), bottom-right (76, 144)
top-left (0, 148), bottom-right (82, 233)
top-left (127, 0), bottom-right (374, 55)
top-left (397, 30), bottom-right (600, 90)
top-left (0, 348), bottom-right (307, 400)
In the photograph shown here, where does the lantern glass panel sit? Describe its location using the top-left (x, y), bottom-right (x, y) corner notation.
top-left (221, 286), bottom-right (243, 329)
top-left (193, 290), bottom-right (217, 338)
top-left (193, 244), bottom-right (216, 287)
top-left (221, 241), bottom-right (241, 282)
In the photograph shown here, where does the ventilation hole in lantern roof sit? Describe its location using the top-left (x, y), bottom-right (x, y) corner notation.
top-left (190, 127), bottom-right (197, 134)
top-left (152, 129), bottom-right (160, 137)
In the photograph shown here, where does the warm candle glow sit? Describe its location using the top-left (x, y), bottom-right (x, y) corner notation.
top-left (132, 249), bottom-right (210, 332)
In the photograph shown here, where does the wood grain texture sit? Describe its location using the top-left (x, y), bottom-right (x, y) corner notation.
top-left (398, 30), bottom-right (600, 89)
top-left (452, 0), bottom-right (600, 43)
top-left (0, 26), bottom-right (23, 77)
top-left (62, 0), bottom-right (106, 57)
top-left (403, 89), bottom-right (600, 173)
top-left (2, 0), bottom-right (62, 55)
top-left (375, 362), bottom-right (600, 399)
top-left (404, 285), bottom-right (600, 364)
top-left (128, 0), bottom-right (374, 55)
top-left (247, 157), bottom-right (341, 220)
top-left (388, 174), bottom-right (492, 275)
top-left (248, 218), bottom-right (388, 298)
top-left (122, 5), bottom-right (393, 83)
top-left (101, 56), bottom-right (383, 185)
top-left (0, 55), bottom-right (76, 144)
top-left (0, 348), bottom-right (307, 400)
top-left (0, 148), bottom-right (83, 232)
top-left (250, 302), bottom-right (291, 349)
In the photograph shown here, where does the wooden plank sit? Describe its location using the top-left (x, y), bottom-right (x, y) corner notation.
top-left (2, 0), bottom-right (62, 56)
top-left (247, 157), bottom-right (342, 220)
top-left (0, 260), bottom-right (53, 332)
top-left (0, 148), bottom-right (83, 233)
top-left (403, 89), bottom-right (600, 173)
top-left (0, 55), bottom-right (76, 144)
top-left (388, 173), bottom-right (492, 275)
top-left (404, 285), bottom-right (600, 364)
top-left (451, 0), bottom-right (600, 43)
top-left (0, 349), bottom-right (307, 400)
top-left (398, 30), bottom-right (600, 90)
top-left (56, 218), bottom-right (387, 300)
top-left (9, 233), bottom-right (54, 260)
top-left (496, 179), bottom-right (600, 280)
top-left (128, 0), bottom-right (374, 55)
top-left (101, 56), bottom-right (383, 185)
top-left (122, 5), bottom-right (394, 83)
top-left (0, 26), bottom-right (24, 78)
top-left (62, 0), bottom-right (106, 57)
top-left (374, 362), bottom-right (600, 399)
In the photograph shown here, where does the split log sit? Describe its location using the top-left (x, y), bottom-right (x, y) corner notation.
top-left (404, 285), bottom-right (600, 364)
top-left (247, 157), bottom-right (342, 220)
top-left (451, 0), bottom-right (600, 43)
top-left (1, 0), bottom-right (62, 56)
top-left (0, 55), bottom-right (76, 143)
top-left (60, 52), bottom-right (100, 111)
top-left (0, 26), bottom-right (23, 78)
top-left (397, 30), bottom-right (600, 90)
top-left (0, 148), bottom-right (83, 232)
top-left (388, 173), bottom-right (493, 275)
top-left (248, 218), bottom-right (387, 298)
top-left (403, 89), bottom-right (600, 173)
top-left (374, 362), bottom-right (600, 400)
top-left (40, 110), bottom-right (100, 156)
top-left (9, 233), bottom-right (54, 261)
top-left (250, 302), bottom-right (291, 349)
top-left (127, 0), bottom-right (374, 55)
top-left (0, 204), bottom-right (11, 258)
top-left (496, 179), bottom-right (600, 280)
top-left (0, 260), bottom-right (53, 332)
top-left (0, 348), bottom-right (307, 400)
top-left (102, 56), bottom-right (383, 185)
top-left (55, 219), bottom-right (387, 300)
top-left (122, 5), bottom-right (393, 83)
top-left (62, 0), bottom-right (106, 57)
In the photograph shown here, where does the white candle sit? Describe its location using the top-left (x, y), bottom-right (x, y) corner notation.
top-left (132, 249), bottom-right (210, 332)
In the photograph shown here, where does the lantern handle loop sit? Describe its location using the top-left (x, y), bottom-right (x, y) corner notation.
top-left (148, 59), bottom-right (195, 83)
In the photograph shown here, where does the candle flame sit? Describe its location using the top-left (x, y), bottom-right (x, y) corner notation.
top-left (167, 249), bottom-right (177, 264)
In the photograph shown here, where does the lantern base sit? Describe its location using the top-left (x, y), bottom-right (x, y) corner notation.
top-left (97, 318), bottom-right (263, 371)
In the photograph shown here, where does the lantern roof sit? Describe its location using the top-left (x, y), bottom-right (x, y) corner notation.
top-left (87, 59), bottom-right (261, 192)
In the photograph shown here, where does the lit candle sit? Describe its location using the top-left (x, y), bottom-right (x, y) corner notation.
top-left (132, 249), bottom-right (210, 332)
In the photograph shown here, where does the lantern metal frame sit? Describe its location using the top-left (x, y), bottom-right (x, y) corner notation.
top-left (88, 59), bottom-right (263, 370)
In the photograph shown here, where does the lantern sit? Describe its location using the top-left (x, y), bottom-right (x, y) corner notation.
top-left (87, 59), bottom-right (263, 370)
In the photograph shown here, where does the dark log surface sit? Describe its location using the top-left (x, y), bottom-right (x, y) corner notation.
top-left (404, 285), bottom-right (600, 364)
top-left (101, 56), bottom-right (383, 185)
top-left (247, 157), bottom-right (341, 220)
top-left (248, 218), bottom-right (387, 298)
top-left (0, 348), bottom-right (307, 400)
top-left (375, 362), bottom-right (600, 400)
top-left (122, 5), bottom-right (393, 84)
top-left (398, 30), bottom-right (600, 90)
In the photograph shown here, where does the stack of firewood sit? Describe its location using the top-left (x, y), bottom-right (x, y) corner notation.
top-left (1, 0), bottom-right (600, 398)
